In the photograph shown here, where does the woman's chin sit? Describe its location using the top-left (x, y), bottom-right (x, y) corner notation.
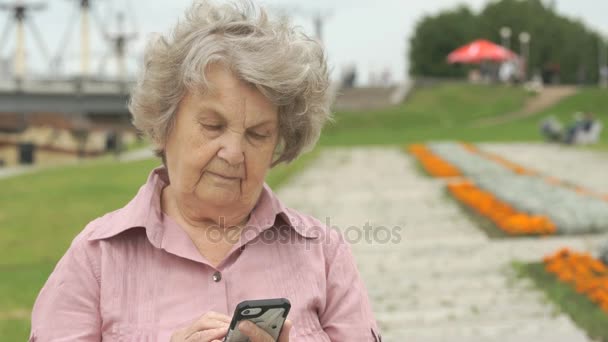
top-left (197, 188), bottom-right (240, 208)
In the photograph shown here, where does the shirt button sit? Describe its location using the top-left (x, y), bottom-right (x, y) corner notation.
top-left (212, 271), bottom-right (222, 282)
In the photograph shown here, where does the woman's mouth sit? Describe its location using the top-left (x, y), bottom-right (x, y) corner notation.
top-left (206, 171), bottom-right (241, 181)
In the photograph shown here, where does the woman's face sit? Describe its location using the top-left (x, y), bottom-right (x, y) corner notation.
top-left (163, 65), bottom-right (279, 219)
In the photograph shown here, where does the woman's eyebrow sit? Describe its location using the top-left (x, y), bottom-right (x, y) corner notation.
top-left (197, 104), bottom-right (226, 119)
top-left (248, 119), bottom-right (277, 129)
top-left (197, 104), bottom-right (276, 127)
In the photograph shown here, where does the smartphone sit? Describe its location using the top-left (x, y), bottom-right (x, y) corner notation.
top-left (223, 298), bottom-right (291, 342)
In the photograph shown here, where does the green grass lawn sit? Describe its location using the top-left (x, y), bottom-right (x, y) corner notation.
top-left (320, 83), bottom-right (608, 148)
top-left (513, 262), bottom-right (608, 341)
top-left (320, 83), bottom-right (531, 146)
top-left (496, 87), bottom-right (608, 149)
top-left (0, 149), bottom-right (319, 340)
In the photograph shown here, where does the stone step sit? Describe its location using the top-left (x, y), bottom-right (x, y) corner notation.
top-left (374, 289), bottom-right (545, 310)
top-left (354, 240), bottom-right (605, 264)
top-left (368, 280), bottom-right (536, 299)
top-left (361, 270), bottom-right (521, 288)
top-left (277, 147), bottom-right (594, 341)
top-left (375, 305), bottom-right (559, 328)
top-left (378, 316), bottom-right (587, 341)
top-left (357, 259), bottom-right (514, 277)
top-left (380, 329), bottom-right (588, 342)
top-left (366, 276), bottom-right (534, 296)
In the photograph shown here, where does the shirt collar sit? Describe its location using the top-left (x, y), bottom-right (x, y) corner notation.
top-left (87, 166), bottom-right (318, 244)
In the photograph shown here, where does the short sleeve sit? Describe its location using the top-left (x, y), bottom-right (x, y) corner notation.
top-left (319, 239), bottom-right (382, 341)
top-left (29, 239), bottom-right (102, 341)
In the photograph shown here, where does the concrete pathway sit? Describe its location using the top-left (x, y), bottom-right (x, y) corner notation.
top-left (480, 142), bottom-right (608, 194)
top-left (472, 86), bottom-right (577, 127)
top-left (0, 165), bottom-right (36, 179)
top-left (0, 147), bottom-right (155, 180)
top-left (117, 147), bottom-right (155, 162)
top-left (277, 147), bottom-right (606, 341)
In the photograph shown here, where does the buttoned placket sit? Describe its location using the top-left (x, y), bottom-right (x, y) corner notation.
top-left (204, 245), bottom-right (247, 315)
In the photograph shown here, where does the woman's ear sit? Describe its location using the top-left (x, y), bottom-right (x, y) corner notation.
top-left (154, 149), bottom-right (167, 166)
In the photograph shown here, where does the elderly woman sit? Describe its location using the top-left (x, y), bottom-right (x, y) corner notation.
top-left (30, 1), bottom-right (380, 341)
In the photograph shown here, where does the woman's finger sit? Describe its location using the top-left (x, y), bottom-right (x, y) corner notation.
top-left (238, 320), bottom-right (275, 342)
top-left (203, 311), bottom-right (232, 323)
top-left (185, 319), bottom-right (229, 337)
top-left (187, 326), bottom-right (229, 342)
top-left (277, 320), bottom-right (292, 342)
top-left (184, 312), bottom-right (231, 338)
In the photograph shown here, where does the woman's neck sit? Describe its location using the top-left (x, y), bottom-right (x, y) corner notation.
top-left (160, 185), bottom-right (250, 234)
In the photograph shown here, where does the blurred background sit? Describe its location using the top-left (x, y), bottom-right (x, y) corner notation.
top-left (2, 0), bottom-right (608, 340)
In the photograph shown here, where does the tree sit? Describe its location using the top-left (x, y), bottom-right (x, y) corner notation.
top-left (409, 6), bottom-right (478, 78)
top-left (409, 0), bottom-right (601, 84)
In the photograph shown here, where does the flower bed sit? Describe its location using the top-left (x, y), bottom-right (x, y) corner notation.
top-left (448, 181), bottom-right (556, 235)
top-left (408, 142), bottom-right (608, 235)
top-left (461, 142), bottom-right (536, 175)
top-left (464, 142), bottom-right (608, 202)
top-left (515, 261), bottom-right (608, 341)
top-left (544, 248), bottom-right (608, 313)
top-left (406, 144), bottom-right (460, 178)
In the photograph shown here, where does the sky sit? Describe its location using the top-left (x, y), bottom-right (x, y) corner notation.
top-left (0, 0), bottom-right (606, 85)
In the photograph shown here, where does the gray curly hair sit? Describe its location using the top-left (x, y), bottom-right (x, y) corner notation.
top-left (128, 0), bottom-right (332, 166)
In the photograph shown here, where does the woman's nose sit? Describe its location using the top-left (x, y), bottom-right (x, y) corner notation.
top-left (217, 132), bottom-right (245, 165)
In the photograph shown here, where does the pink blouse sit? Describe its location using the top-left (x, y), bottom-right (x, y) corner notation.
top-left (29, 167), bottom-right (381, 341)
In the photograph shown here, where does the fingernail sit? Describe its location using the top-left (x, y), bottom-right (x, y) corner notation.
top-left (238, 321), bottom-right (252, 332)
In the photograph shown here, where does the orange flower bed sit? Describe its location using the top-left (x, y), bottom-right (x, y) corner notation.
top-left (407, 144), bottom-right (461, 178)
top-left (544, 248), bottom-right (608, 313)
top-left (460, 142), bottom-right (536, 175)
top-left (463, 142), bottom-right (608, 201)
top-left (448, 180), bottom-right (556, 235)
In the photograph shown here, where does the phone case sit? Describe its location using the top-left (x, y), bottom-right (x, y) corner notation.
top-left (223, 298), bottom-right (291, 342)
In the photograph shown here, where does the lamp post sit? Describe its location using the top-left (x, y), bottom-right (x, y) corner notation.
top-left (519, 31), bottom-right (531, 80)
top-left (599, 34), bottom-right (608, 88)
top-left (500, 26), bottom-right (512, 50)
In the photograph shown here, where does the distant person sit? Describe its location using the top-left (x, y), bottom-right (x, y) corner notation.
top-left (541, 62), bottom-right (560, 85)
top-left (29, 1), bottom-right (380, 341)
top-left (342, 64), bottom-right (357, 88)
top-left (577, 112), bottom-right (603, 144)
top-left (499, 60), bottom-right (516, 83)
top-left (468, 68), bottom-right (481, 83)
top-left (581, 112), bottom-right (595, 131)
top-left (540, 116), bottom-right (563, 142)
top-left (564, 112), bottom-right (585, 144)
top-left (564, 112), bottom-right (601, 144)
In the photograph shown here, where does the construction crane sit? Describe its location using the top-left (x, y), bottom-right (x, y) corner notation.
top-left (76, 0), bottom-right (94, 77)
top-left (269, 5), bottom-right (333, 45)
top-left (98, 9), bottom-right (138, 80)
top-left (0, 0), bottom-right (49, 80)
top-left (52, 0), bottom-right (110, 77)
top-left (52, 0), bottom-right (138, 80)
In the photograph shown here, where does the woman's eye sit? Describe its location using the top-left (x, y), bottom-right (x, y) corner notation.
top-left (248, 131), bottom-right (269, 140)
top-left (202, 124), bottom-right (223, 131)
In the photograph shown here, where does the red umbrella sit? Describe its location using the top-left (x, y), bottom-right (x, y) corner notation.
top-left (447, 39), bottom-right (517, 64)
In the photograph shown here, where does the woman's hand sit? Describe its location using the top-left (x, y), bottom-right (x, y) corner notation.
top-left (237, 319), bottom-right (292, 342)
top-left (170, 311), bottom-right (231, 342)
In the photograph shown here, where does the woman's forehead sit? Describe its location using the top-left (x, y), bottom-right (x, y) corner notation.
top-left (181, 66), bottom-right (278, 122)
top-left (185, 91), bottom-right (277, 124)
